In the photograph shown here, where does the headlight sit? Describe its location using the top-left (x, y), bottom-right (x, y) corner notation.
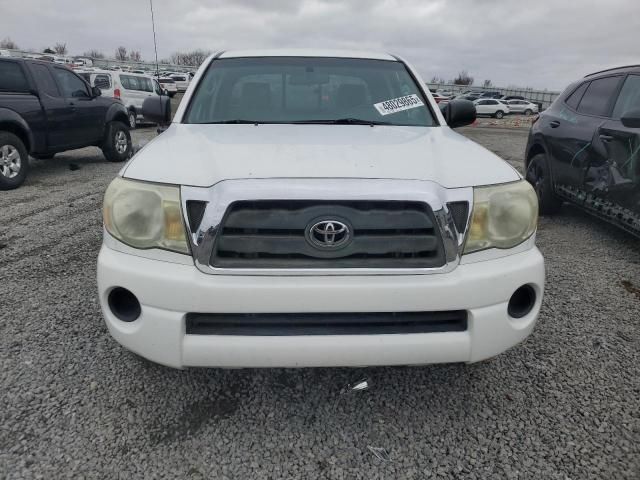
top-left (103, 177), bottom-right (189, 254)
top-left (464, 180), bottom-right (538, 254)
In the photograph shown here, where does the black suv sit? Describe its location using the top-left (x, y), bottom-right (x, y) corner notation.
top-left (0, 58), bottom-right (131, 190)
top-left (525, 65), bottom-right (640, 237)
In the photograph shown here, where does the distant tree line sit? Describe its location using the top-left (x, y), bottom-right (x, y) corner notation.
top-left (453, 70), bottom-right (474, 85)
top-left (429, 71), bottom-right (475, 86)
top-left (88, 46), bottom-right (212, 67)
top-left (165, 49), bottom-right (212, 67)
top-left (2, 36), bottom-right (212, 67)
top-left (0, 37), bottom-right (18, 49)
top-left (429, 71), bottom-right (483, 86)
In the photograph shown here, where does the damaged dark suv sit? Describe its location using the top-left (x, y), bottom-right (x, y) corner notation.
top-left (525, 65), bottom-right (640, 237)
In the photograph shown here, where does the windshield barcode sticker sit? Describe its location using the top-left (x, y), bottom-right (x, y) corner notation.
top-left (374, 94), bottom-right (424, 116)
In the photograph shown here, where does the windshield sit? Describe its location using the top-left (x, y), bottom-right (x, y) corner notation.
top-left (184, 57), bottom-right (435, 126)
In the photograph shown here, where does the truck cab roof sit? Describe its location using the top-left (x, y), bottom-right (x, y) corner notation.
top-left (218, 49), bottom-right (397, 61)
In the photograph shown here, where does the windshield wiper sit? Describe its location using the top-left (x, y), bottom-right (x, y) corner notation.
top-left (291, 118), bottom-right (392, 126)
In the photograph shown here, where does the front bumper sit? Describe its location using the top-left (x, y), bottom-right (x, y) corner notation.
top-left (97, 245), bottom-right (545, 369)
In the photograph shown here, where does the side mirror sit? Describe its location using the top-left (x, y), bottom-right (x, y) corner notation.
top-left (91, 86), bottom-right (102, 97)
top-left (620, 109), bottom-right (640, 128)
top-left (142, 95), bottom-right (171, 125)
top-left (440, 99), bottom-right (476, 128)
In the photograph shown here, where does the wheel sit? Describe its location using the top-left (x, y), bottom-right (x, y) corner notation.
top-left (524, 109), bottom-right (533, 116)
top-left (0, 132), bottom-right (29, 190)
top-left (494, 110), bottom-right (505, 119)
top-left (525, 153), bottom-right (562, 215)
top-left (102, 121), bottom-right (132, 163)
top-left (128, 110), bottom-right (137, 130)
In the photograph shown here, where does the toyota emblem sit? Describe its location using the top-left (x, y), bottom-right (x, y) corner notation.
top-left (306, 220), bottom-right (351, 249)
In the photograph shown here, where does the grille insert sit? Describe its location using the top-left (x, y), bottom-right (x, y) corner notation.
top-left (447, 201), bottom-right (469, 233)
top-left (210, 200), bottom-right (445, 269)
top-left (186, 200), bottom-right (207, 233)
top-left (186, 311), bottom-right (468, 336)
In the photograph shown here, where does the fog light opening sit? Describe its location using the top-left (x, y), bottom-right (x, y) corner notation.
top-left (108, 287), bottom-right (141, 322)
top-left (508, 285), bottom-right (536, 319)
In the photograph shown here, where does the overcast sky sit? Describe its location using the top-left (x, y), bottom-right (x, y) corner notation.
top-left (1, 0), bottom-right (638, 90)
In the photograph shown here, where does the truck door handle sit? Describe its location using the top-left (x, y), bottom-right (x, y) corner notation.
top-left (599, 134), bottom-right (613, 142)
top-left (549, 120), bottom-right (560, 128)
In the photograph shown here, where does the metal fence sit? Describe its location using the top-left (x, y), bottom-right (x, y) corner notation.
top-left (427, 83), bottom-right (561, 110)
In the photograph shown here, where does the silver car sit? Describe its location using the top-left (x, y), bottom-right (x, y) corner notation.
top-left (505, 99), bottom-right (539, 115)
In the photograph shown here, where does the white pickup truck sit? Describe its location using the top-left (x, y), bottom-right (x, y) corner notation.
top-left (98, 49), bottom-right (544, 369)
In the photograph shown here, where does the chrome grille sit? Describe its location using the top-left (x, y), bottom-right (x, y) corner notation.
top-left (210, 200), bottom-right (446, 268)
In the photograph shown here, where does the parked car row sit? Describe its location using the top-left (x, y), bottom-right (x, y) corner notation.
top-left (432, 88), bottom-right (542, 116)
top-left (474, 98), bottom-right (539, 118)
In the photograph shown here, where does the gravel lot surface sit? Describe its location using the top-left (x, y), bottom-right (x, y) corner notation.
top-left (1, 121), bottom-right (638, 479)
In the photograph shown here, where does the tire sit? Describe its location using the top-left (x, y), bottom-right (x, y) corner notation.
top-left (128, 110), bottom-right (137, 130)
top-left (524, 109), bottom-right (533, 116)
top-left (494, 110), bottom-right (505, 119)
top-left (102, 121), bottom-right (132, 163)
top-left (525, 153), bottom-right (562, 215)
top-left (0, 131), bottom-right (29, 190)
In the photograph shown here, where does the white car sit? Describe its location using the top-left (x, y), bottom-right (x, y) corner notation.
top-left (169, 73), bottom-right (190, 92)
top-left (78, 69), bottom-right (164, 128)
top-left (473, 98), bottom-right (510, 118)
top-left (97, 49), bottom-right (543, 369)
top-left (52, 56), bottom-right (73, 65)
top-left (156, 77), bottom-right (178, 97)
top-left (73, 57), bottom-right (93, 68)
top-left (505, 99), bottom-right (539, 115)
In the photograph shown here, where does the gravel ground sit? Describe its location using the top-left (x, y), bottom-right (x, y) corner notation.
top-left (1, 122), bottom-right (638, 479)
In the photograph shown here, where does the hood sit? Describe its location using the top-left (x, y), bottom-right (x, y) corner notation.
top-left (124, 124), bottom-right (519, 188)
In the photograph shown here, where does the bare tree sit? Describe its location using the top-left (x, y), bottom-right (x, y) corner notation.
top-left (482, 79), bottom-right (493, 88)
top-left (53, 42), bottom-right (68, 55)
top-left (43, 47), bottom-right (55, 54)
top-left (170, 49), bottom-right (212, 67)
top-left (429, 75), bottom-right (446, 85)
top-left (0, 37), bottom-right (18, 49)
top-left (83, 49), bottom-right (105, 59)
top-left (129, 50), bottom-right (142, 62)
top-left (115, 46), bottom-right (128, 61)
top-left (453, 70), bottom-right (474, 86)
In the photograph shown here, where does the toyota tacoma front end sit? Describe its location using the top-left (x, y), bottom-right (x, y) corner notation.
top-left (97, 50), bottom-right (544, 368)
